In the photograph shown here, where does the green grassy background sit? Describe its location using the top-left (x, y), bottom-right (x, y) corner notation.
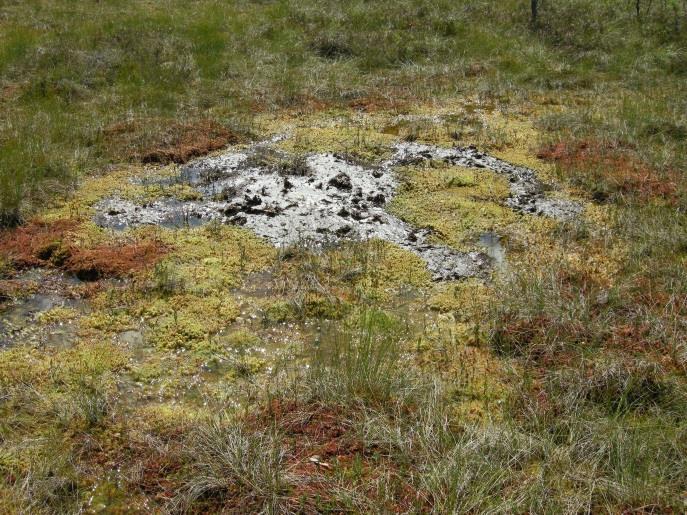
top-left (1, 1), bottom-right (687, 512)
top-left (1, 0), bottom-right (686, 221)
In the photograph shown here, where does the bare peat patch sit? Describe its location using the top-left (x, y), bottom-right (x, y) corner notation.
top-left (95, 139), bottom-right (580, 280)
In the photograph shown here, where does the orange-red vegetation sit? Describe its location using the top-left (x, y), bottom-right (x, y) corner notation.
top-left (262, 400), bottom-right (359, 464)
top-left (537, 140), bottom-right (681, 204)
top-left (104, 119), bottom-right (243, 164)
top-left (254, 400), bottom-right (429, 513)
top-left (0, 219), bottom-right (79, 268)
top-left (0, 220), bottom-right (167, 280)
top-left (348, 94), bottom-right (408, 113)
top-left (64, 240), bottom-right (167, 281)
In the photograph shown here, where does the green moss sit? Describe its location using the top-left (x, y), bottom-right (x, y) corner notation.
top-left (0, 348), bottom-right (49, 388)
top-left (133, 403), bottom-right (206, 432)
top-left (148, 316), bottom-right (214, 351)
top-left (128, 361), bottom-right (165, 384)
top-left (141, 293), bottom-right (239, 351)
top-left (86, 479), bottom-right (129, 513)
top-left (224, 330), bottom-right (262, 351)
top-left (275, 123), bottom-right (396, 163)
top-left (300, 292), bottom-right (349, 320)
top-left (262, 299), bottom-right (296, 324)
top-left (71, 223), bottom-right (272, 355)
top-left (427, 279), bottom-right (491, 318)
top-left (81, 310), bottom-right (134, 335)
top-left (309, 239), bottom-right (431, 302)
top-left (158, 224), bottom-right (275, 292)
top-left (141, 293), bottom-right (239, 329)
top-left (389, 164), bottom-right (517, 250)
top-left (36, 306), bottom-right (79, 325)
top-left (0, 342), bottom-right (128, 435)
top-left (57, 343), bottom-right (129, 382)
top-left (230, 354), bottom-right (268, 378)
top-left (0, 343), bottom-right (126, 389)
top-left (146, 324), bottom-right (211, 354)
top-left (359, 240), bottom-right (431, 290)
top-left (44, 165), bottom-right (202, 221)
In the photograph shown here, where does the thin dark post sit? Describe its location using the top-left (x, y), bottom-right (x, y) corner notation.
top-left (531, 0), bottom-right (539, 25)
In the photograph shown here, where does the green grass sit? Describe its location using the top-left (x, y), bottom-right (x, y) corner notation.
top-left (2, 0), bottom-right (687, 512)
top-left (165, 305), bottom-right (686, 512)
top-left (292, 308), bottom-right (412, 407)
top-left (2, 0), bottom-right (686, 221)
top-left (174, 418), bottom-right (289, 513)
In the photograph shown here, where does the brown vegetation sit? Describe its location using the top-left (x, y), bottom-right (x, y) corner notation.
top-left (0, 220), bottom-right (167, 280)
top-left (104, 119), bottom-right (243, 164)
top-left (0, 219), bottom-right (79, 268)
top-left (1, 82), bottom-right (22, 101)
top-left (260, 401), bottom-right (359, 466)
top-left (537, 140), bottom-right (682, 203)
top-left (64, 240), bottom-right (167, 281)
top-left (253, 400), bottom-right (427, 513)
top-left (348, 95), bottom-right (408, 113)
top-left (0, 279), bottom-right (31, 303)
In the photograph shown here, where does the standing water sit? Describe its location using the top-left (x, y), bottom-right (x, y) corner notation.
top-left (479, 232), bottom-right (506, 270)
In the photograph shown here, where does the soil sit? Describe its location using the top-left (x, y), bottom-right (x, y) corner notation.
top-left (94, 139), bottom-right (580, 280)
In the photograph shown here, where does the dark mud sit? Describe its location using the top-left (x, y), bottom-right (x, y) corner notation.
top-left (95, 139), bottom-right (580, 280)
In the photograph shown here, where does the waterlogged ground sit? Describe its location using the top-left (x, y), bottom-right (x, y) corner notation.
top-left (0, 103), bottom-right (590, 411)
top-left (94, 131), bottom-right (579, 280)
top-left (0, 103), bottom-right (614, 511)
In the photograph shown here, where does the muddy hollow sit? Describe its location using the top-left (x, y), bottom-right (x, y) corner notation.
top-left (95, 138), bottom-right (580, 280)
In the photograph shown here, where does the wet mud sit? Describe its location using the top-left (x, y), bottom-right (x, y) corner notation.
top-left (0, 270), bottom-right (87, 348)
top-left (95, 139), bottom-right (580, 280)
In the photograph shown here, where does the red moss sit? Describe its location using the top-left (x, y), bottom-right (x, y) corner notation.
top-left (285, 94), bottom-right (333, 113)
top-left (0, 220), bottom-right (167, 280)
top-left (136, 451), bottom-right (183, 501)
top-left (64, 240), bottom-right (167, 281)
top-left (0, 219), bottom-right (79, 268)
top-left (348, 95), bottom-right (407, 113)
top-left (249, 400), bottom-right (429, 512)
top-left (537, 140), bottom-right (681, 204)
top-left (104, 119), bottom-right (243, 164)
top-left (260, 400), bottom-right (357, 463)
